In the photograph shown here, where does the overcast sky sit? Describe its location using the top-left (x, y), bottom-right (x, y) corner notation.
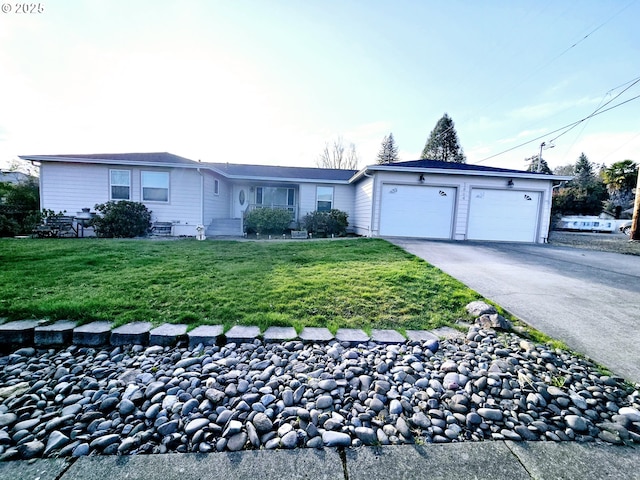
top-left (1, 0), bottom-right (638, 172)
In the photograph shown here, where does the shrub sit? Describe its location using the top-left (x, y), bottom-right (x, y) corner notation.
top-left (244, 208), bottom-right (292, 235)
top-left (91, 201), bottom-right (152, 238)
top-left (0, 213), bottom-right (20, 237)
top-left (303, 209), bottom-right (349, 237)
top-left (0, 179), bottom-right (40, 236)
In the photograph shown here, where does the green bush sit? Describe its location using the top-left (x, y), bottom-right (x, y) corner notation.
top-left (91, 201), bottom-right (152, 238)
top-left (244, 208), bottom-right (292, 235)
top-left (303, 209), bottom-right (349, 237)
top-left (0, 213), bottom-right (20, 236)
top-left (0, 179), bottom-right (40, 236)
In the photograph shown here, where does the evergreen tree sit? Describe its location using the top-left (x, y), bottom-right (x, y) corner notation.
top-left (525, 155), bottom-right (552, 174)
top-left (552, 153), bottom-right (608, 216)
top-left (376, 133), bottom-right (399, 164)
top-left (574, 153), bottom-right (594, 184)
top-left (420, 113), bottom-right (466, 163)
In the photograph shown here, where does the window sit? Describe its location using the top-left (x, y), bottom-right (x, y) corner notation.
top-left (316, 186), bottom-right (334, 212)
top-left (110, 170), bottom-right (130, 200)
top-left (255, 187), bottom-right (295, 207)
top-left (142, 171), bottom-right (169, 202)
top-left (214, 179), bottom-right (220, 195)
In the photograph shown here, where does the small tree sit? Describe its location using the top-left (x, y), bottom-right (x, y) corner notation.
top-left (316, 137), bottom-right (359, 170)
top-left (91, 201), bottom-right (152, 238)
top-left (420, 113), bottom-right (466, 163)
top-left (376, 133), bottom-right (399, 164)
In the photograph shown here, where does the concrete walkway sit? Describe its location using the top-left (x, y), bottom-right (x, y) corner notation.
top-left (389, 238), bottom-right (640, 383)
top-left (1, 443), bottom-right (638, 480)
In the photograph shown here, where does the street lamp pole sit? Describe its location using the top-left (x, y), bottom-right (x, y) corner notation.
top-left (537, 142), bottom-right (545, 173)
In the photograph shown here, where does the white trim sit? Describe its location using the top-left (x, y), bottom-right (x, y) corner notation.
top-left (316, 185), bottom-right (334, 211)
top-left (141, 170), bottom-right (170, 203)
top-left (350, 165), bottom-right (573, 183)
top-left (109, 169), bottom-right (131, 201)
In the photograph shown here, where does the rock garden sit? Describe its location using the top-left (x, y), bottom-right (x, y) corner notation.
top-left (0, 302), bottom-right (638, 461)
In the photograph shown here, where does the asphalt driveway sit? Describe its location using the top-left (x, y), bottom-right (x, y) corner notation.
top-left (388, 238), bottom-right (640, 383)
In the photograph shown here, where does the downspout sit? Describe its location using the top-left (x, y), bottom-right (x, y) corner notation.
top-left (544, 181), bottom-right (567, 243)
top-left (196, 168), bottom-right (205, 226)
top-left (33, 161), bottom-right (43, 211)
top-left (363, 170), bottom-right (375, 237)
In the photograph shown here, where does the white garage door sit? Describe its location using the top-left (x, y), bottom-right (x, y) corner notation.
top-left (468, 189), bottom-right (541, 242)
top-left (380, 184), bottom-right (456, 238)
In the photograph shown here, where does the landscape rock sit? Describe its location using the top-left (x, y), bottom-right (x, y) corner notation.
top-left (0, 327), bottom-right (636, 461)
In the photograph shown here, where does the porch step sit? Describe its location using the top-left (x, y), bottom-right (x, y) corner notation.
top-left (207, 218), bottom-right (242, 236)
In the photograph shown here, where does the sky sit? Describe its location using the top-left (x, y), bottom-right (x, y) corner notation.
top-left (1, 0), bottom-right (639, 173)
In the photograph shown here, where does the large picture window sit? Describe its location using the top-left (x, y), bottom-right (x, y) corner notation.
top-left (316, 186), bottom-right (334, 212)
top-left (142, 171), bottom-right (169, 202)
top-left (110, 169), bottom-right (131, 200)
top-left (256, 187), bottom-right (295, 207)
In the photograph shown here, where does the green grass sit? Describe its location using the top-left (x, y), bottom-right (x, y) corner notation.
top-left (0, 238), bottom-right (482, 332)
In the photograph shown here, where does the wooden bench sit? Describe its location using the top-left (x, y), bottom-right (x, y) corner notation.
top-left (33, 216), bottom-right (77, 238)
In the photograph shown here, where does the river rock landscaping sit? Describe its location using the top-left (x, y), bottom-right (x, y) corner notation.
top-left (1, 314), bottom-right (639, 460)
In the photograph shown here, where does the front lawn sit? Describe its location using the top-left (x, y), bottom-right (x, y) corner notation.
top-left (0, 238), bottom-right (481, 332)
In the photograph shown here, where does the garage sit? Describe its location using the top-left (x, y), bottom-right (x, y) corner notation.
top-left (467, 188), bottom-right (541, 242)
top-left (380, 184), bottom-right (456, 238)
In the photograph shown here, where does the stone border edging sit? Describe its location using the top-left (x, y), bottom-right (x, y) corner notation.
top-left (0, 319), bottom-right (464, 351)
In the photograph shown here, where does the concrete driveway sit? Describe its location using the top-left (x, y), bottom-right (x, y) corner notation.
top-left (388, 238), bottom-right (640, 383)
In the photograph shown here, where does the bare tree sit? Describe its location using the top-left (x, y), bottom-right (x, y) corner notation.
top-left (316, 137), bottom-right (359, 169)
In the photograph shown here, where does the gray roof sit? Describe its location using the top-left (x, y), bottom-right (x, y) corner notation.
top-left (376, 159), bottom-right (552, 176)
top-left (205, 162), bottom-right (357, 182)
top-left (19, 153), bottom-right (357, 182)
top-left (19, 152), bottom-right (199, 166)
top-left (19, 152), bottom-right (571, 183)
top-left (361, 159), bottom-right (573, 181)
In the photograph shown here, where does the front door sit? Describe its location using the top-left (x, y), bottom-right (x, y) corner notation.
top-left (233, 186), bottom-right (248, 218)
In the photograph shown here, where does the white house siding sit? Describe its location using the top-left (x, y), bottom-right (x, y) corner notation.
top-left (148, 167), bottom-right (201, 232)
top-left (40, 162), bottom-right (111, 214)
top-left (40, 162), bottom-right (204, 235)
top-left (367, 171), bottom-right (554, 243)
top-left (298, 183), bottom-right (355, 220)
top-left (352, 176), bottom-right (374, 236)
top-left (203, 173), bottom-right (231, 222)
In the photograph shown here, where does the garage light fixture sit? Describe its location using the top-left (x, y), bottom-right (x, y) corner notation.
top-left (507, 179), bottom-right (514, 188)
top-left (419, 174), bottom-right (425, 183)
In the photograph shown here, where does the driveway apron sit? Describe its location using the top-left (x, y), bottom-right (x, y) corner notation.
top-left (388, 238), bottom-right (640, 383)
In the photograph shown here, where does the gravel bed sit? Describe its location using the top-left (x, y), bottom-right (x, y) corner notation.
top-left (0, 325), bottom-right (639, 461)
top-left (549, 231), bottom-right (640, 256)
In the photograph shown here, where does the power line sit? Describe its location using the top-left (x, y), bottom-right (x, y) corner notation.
top-left (549, 76), bottom-right (640, 144)
top-left (474, 93), bottom-right (640, 164)
top-left (429, 2), bottom-right (636, 145)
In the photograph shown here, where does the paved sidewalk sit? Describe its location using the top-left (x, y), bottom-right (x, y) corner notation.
top-left (389, 238), bottom-right (640, 383)
top-left (1, 443), bottom-right (638, 480)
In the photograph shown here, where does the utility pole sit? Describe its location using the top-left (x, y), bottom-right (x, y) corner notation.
top-left (630, 164), bottom-right (640, 241)
top-left (537, 142), bottom-right (545, 173)
top-left (536, 142), bottom-right (554, 172)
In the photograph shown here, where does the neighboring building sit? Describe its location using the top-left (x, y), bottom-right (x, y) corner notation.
top-left (0, 170), bottom-right (32, 185)
top-left (19, 152), bottom-right (572, 243)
